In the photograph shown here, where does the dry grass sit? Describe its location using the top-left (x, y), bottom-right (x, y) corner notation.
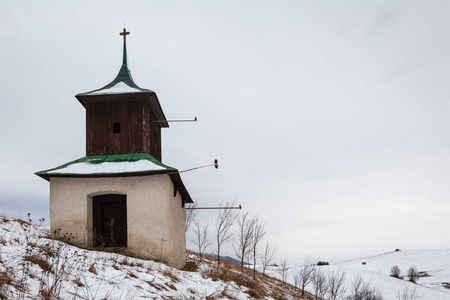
top-left (145, 280), bottom-right (161, 291)
top-left (134, 260), bottom-right (144, 268)
top-left (25, 254), bottom-right (52, 273)
top-left (0, 271), bottom-right (13, 300)
top-left (27, 241), bottom-right (37, 248)
top-left (163, 269), bottom-right (180, 283)
top-left (88, 263), bottom-right (97, 275)
top-left (36, 243), bottom-right (57, 258)
top-left (39, 288), bottom-right (52, 300)
top-left (188, 251), bottom-right (314, 300)
top-left (181, 261), bottom-right (198, 272)
top-left (166, 283), bottom-right (177, 290)
top-left (72, 278), bottom-right (84, 287)
top-left (0, 216), bottom-right (314, 299)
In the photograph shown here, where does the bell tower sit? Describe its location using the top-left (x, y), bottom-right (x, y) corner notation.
top-left (75, 28), bottom-right (168, 161)
top-left (36, 28), bottom-right (193, 269)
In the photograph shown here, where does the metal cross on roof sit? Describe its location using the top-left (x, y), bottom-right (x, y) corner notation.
top-left (120, 28), bottom-right (130, 41)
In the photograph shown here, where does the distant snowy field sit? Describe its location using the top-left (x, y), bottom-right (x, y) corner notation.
top-left (264, 249), bottom-right (450, 299)
top-left (332, 249), bottom-right (450, 299)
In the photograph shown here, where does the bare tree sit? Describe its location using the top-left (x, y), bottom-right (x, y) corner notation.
top-left (233, 212), bottom-right (254, 271)
top-left (185, 202), bottom-right (198, 232)
top-left (277, 258), bottom-right (290, 284)
top-left (250, 215), bottom-right (266, 279)
top-left (396, 287), bottom-right (418, 300)
top-left (346, 274), bottom-right (383, 300)
top-left (390, 265), bottom-right (401, 279)
top-left (293, 255), bottom-right (317, 298)
top-left (312, 267), bottom-right (328, 300)
top-left (190, 219), bottom-right (211, 260)
top-left (260, 242), bottom-right (276, 275)
top-left (214, 201), bottom-right (238, 265)
top-left (328, 269), bottom-right (346, 300)
top-left (407, 267), bottom-right (418, 283)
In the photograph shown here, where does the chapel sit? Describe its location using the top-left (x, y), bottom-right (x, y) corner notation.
top-left (36, 29), bottom-right (191, 269)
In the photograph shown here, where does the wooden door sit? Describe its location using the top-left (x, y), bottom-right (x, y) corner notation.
top-left (93, 194), bottom-right (127, 247)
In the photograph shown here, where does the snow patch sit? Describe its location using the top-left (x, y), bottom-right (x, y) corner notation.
top-left (47, 159), bottom-right (166, 174)
top-left (87, 81), bottom-right (142, 95)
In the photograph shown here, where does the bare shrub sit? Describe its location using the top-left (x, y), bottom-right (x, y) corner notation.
top-left (249, 215), bottom-right (266, 279)
top-left (214, 201), bottom-right (238, 265)
top-left (277, 258), bottom-right (289, 284)
top-left (17, 216), bottom-right (35, 299)
top-left (391, 265), bottom-right (402, 279)
top-left (346, 274), bottom-right (383, 300)
top-left (312, 267), bottom-right (328, 300)
top-left (233, 212), bottom-right (254, 271)
top-left (407, 267), bottom-right (418, 283)
top-left (190, 219), bottom-right (211, 261)
top-left (328, 269), bottom-right (346, 300)
top-left (37, 243), bottom-right (80, 299)
top-left (260, 242), bottom-right (276, 275)
top-left (185, 202), bottom-right (198, 232)
top-left (293, 254), bottom-right (317, 298)
top-left (396, 286), bottom-right (418, 300)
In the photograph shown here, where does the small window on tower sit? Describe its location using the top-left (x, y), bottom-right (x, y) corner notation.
top-left (113, 122), bottom-right (121, 134)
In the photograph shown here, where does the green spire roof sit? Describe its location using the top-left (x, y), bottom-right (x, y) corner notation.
top-left (76, 28), bottom-right (154, 96)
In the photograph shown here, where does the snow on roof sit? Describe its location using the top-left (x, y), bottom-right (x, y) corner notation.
top-left (36, 153), bottom-right (175, 176)
top-left (47, 159), bottom-right (165, 174)
top-left (86, 81), bottom-right (143, 95)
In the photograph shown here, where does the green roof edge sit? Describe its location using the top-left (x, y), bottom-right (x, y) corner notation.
top-left (35, 152), bottom-right (177, 176)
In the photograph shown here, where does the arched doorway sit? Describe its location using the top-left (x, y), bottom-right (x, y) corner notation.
top-left (93, 194), bottom-right (127, 247)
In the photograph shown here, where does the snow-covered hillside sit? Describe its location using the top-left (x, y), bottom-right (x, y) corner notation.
top-left (297, 249), bottom-right (450, 299)
top-left (2, 215), bottom-right (450, 299)
top-left (0, 216), bottom-right (305, 299)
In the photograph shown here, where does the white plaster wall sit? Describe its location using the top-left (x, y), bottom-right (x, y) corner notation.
top-left (49, 175), bottom-right (186, 269)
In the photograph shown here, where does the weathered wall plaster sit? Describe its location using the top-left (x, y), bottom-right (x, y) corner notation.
top-left (49, 175), bottom-right (186, 269)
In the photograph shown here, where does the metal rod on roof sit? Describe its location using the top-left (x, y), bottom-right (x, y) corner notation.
top-left (154, 117), bottom-right (197, 123)
top-left (185, 205), bottom-right (242, 210)
top-left (177, 159), bottom-right (218, 173)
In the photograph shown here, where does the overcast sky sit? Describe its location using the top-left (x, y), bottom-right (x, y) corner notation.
top-left (1, 1), bottom-right (449, 263)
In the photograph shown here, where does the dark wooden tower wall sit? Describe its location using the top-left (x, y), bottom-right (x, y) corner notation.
top-left (80, 93), bottom-right (163, 161)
